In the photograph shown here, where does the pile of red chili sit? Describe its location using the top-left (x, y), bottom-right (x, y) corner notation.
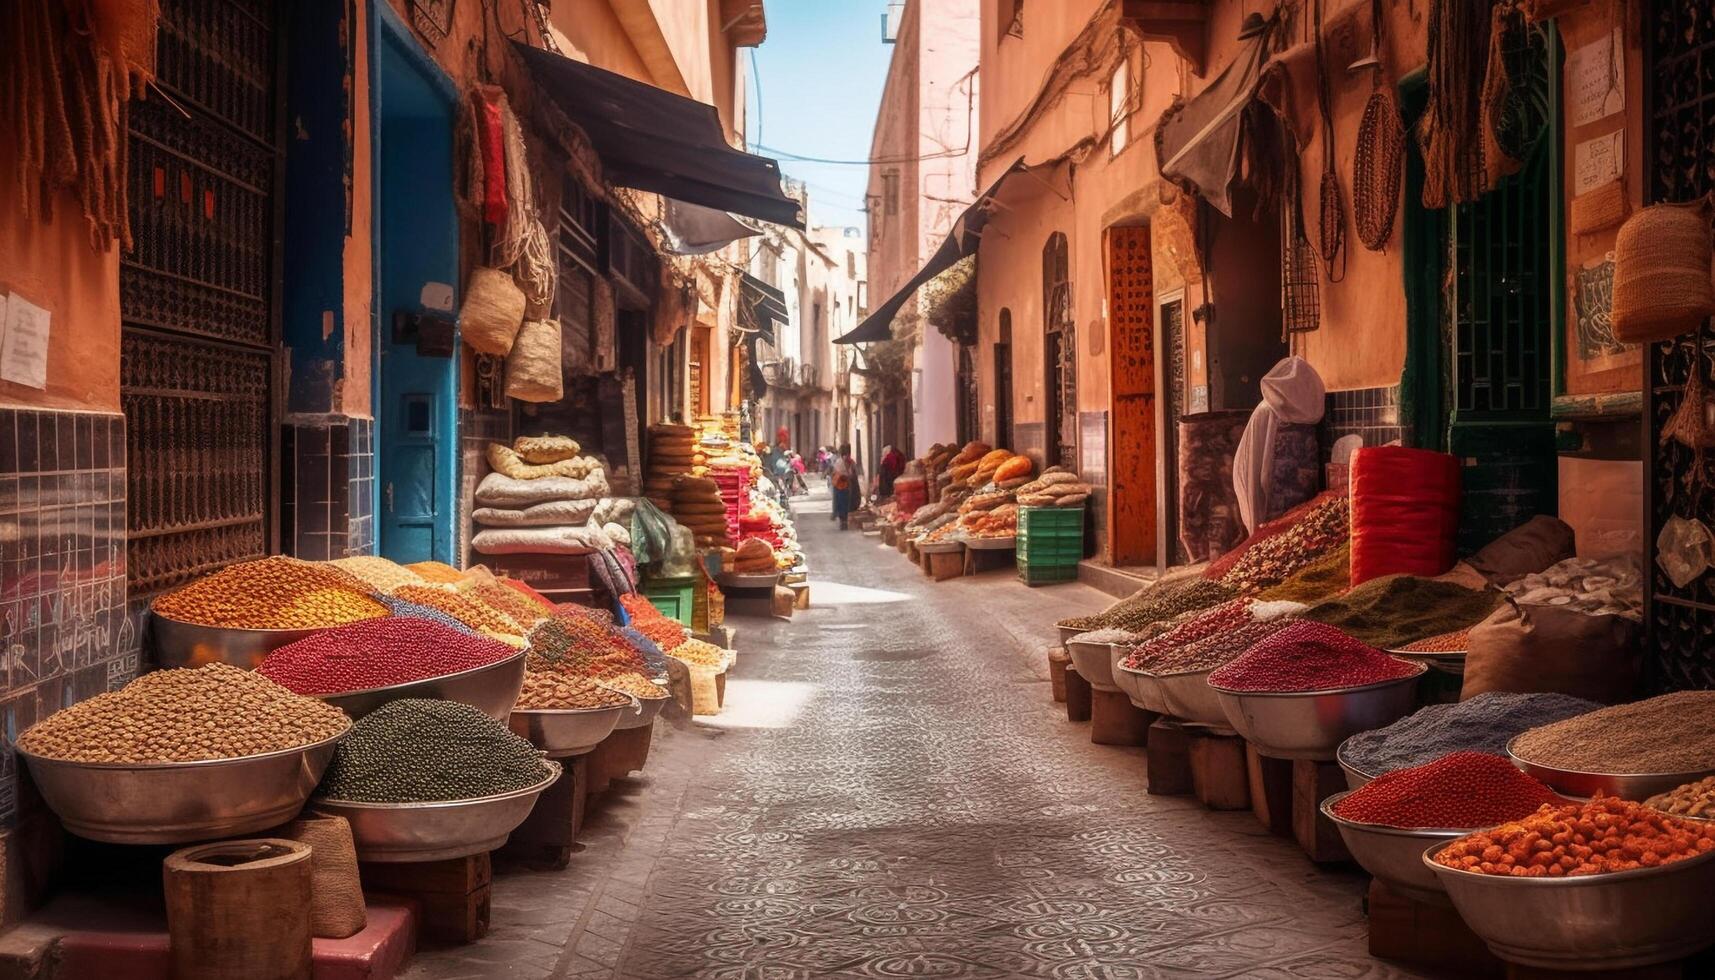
top-left (257, 618), bottom-right (514, 695)
top-left (1332, 751), bottom-right (1562, 829)
top-left (1208, 621), bottom-right (1419, 692)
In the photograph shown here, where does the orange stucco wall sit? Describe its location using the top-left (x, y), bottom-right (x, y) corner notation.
top-left (0, 176), bottom-right (121, 414)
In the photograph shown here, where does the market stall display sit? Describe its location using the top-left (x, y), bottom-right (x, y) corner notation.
top-left (471, 439), bottom-right (614, 559)
top-left (17, 663), bottom-right (350, 843)
top-left (313, 699), bottom-right (561, 862)
top-left (642, 422), bottom-right (698, 510)
top-left (1507, 692), bottom-right (1715, 799)
top-left (671, 475), bottom-right (730, 549)
top-left (1337, 692), bottom-right (1599, 782)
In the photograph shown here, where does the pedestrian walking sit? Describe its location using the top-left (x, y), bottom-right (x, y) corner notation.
top-left (830, 443), bottom-right (858, 530)
top-left (878, 444), bottom-right (905, 499)
top-left (789, 451), bottom-right (809, 495)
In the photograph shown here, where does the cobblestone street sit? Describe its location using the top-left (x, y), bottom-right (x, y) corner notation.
top-left (404, 493), bottom-right (1429, 979)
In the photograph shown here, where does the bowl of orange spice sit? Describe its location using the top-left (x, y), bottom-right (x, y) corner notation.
top-left (1424, 795), bottom-right (1715, 970)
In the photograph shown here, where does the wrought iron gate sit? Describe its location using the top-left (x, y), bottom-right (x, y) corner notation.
top-left (121, 0), bottom-right (281, 599)
top-left (1043, 233), bottom-right (1077, 469)
top-left (1645, 2), bottom-right (1715, 692)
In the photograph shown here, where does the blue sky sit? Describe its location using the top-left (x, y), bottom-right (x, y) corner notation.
top-left (746, 1), bottom-right (896, 233)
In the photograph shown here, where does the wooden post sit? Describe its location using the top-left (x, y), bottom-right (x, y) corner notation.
top-left (1145, 718), bottom-right (1194, 795)
top-left (1064, 666), bottom-right (1092, 722)
top-left (1187, 729), bottom-right (1250, 810)
top-left (1090, 688), bottom-right (1153, 746)
top-left (1246, 745), bottom-right (1294, 835)
top-left (1047, 647), bottom-right (1071, 703)
top-left (497, 756), bottom-right (588, 870)
top-left (1292, 759), bottom-right (1352, 863)
top-left (1365, 880), bottom-right (1505, 976)
top-left (361, 853), bottom-right (492, 944)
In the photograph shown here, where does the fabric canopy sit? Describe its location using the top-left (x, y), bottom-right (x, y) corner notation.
top-left (835, 158), bottom-right (1028, 345)
top-left (513, 42), bottom-right (804, 228)
top-left (741, 272), bottom-right (788, 348)
top-left (1155, 19), bottom-right (1276, 217)
top-left (661, 199), bottom-right (761, 255)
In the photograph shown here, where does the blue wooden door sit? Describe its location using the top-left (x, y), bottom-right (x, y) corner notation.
top-left (374, 6), bottom-right (459, 564)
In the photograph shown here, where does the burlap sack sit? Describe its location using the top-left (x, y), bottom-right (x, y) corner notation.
top-left (279, 815), bottom-right (365, 939)
top-left (1465, 515), bottom-right (1576, 585)
top-left (461, 267), bottom-right (526, 356)
top-left (505, 318), bottom-right (563, 402)
top-left (1461, 600), bottom-right (1642, 704)
top-left (514, 435), bottom-right (580, 464)
top-left (1612, 199), bottom-right (1715, 343)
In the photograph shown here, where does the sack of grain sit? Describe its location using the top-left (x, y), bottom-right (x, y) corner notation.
top-left (277, 815), bottom-right (366, 939)
top-left (461, 266), bottom-right (527, 355)
top-left (504, 318), bottom-right (563, 402)
top-left (1462, 600), bottom-right (1642, 703)
top-left (1612, 198), bottom-right (1715, 344)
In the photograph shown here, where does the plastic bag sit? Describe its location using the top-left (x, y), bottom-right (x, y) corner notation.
top-left (1349, 446), bottom-right (1460, 586)
top-left (628, 497), bottom-right (675, 566)
top-left (1656, 514), bottom-right (1713, 589)
top-left (660, 523), bottom-right (697, 578)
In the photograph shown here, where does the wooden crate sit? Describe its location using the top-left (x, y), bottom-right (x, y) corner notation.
top-left (361, 853), bottom-right (491, 944)
top-left (1090, 688), bottom-right (1152, 746)
top-left (1365, 879), bottom-right (1503, 976)
top-left (1145, 719), bottom-right (1193, 796)
top-left (497, 756), bottom-right (590, 870)
top-left (1064, 666), bottom-right (1092, 723)
top-left (1292, 758), bottom-right (1352, 863)
top-left (1188, 729), bottom-right (1249, 810)
top-left (1047, 648), bottom-right (1070, 703)
top-left (1246, 746), bottom-right (1294, 835)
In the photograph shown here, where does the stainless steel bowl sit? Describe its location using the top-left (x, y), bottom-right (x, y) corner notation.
top-left (1156, 669), bottom-right (1230, 727)
top-left (319, 649), bottom-right (526, 722)
top-left (18, 725), bottom-right (348, 845)
top-left (509, 703), bottom-right (633, 757)
top-left (148, 611), bottom-right (331, 671)
top-left (1336, 745), bottom-right (1378, 791)
top-left (313, 763), bottom-right (561, 863)
top-left (965, 536), bottom-right (1016, 551)
top-left (1212, 669), bottom-right (1425, 761)
top-left (1424, 839), bottom-right (1715, 970)
top-left (1505, 736), bottom-right (1715, 802)
top-left (1111, 657), bottom-right (1156, 712)
top-left (717, 571), bottom-right (782, 588)
top-left (1321, 790), bottom-right (1464, 906)
top-left (1056, 625), bottom-right (1083, 648)
top-left (614, 690), bottom-right (668, 730)
top-left (1066, 640), bottom-right (1119, 692)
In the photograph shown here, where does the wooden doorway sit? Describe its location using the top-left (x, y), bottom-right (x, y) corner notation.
top-left (1043, 233), bottom-right (1077, 468)
top-left (994, 311), bottom-right (1013, 448)
top-left (1106, 226), bottom-right (1156, 565)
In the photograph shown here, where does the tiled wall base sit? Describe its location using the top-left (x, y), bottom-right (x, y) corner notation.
top-left (282, 416), bottom-right (374, 561)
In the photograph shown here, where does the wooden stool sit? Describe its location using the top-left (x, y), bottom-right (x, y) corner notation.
top-left (1145, 718), bottom-right (1193, 795)
top-left (1365, 879), bottom-right (1503, 976)
top-left (1047, 648), bottom-right (1070, 704)
top-left (1064, 666), bottom-right (1092, 723)
top-left (1292, 758), bottom-right (1352, 863)
top-left (962, 547), bottom-right (1013, 576)
top-left (927, 550), bottom-right (963, 581)
top-left (1090, 688), bottom-right (1153, 746)
top-left (497, 756), bottom-right (589, 870)
top-left (1246, 746), bottom-right (1294, 835)
top-left (587, 725), bottom-right (653, 789)
top-left (361, 853), bottom-right (491, 944)
top-left (1187, 728), bottom-right (1249, 810)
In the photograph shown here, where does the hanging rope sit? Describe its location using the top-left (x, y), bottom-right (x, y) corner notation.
top-left (1312, 0), bottom-right (1346, 282)
top-left (1419, 0), bottom-right (1492, 208)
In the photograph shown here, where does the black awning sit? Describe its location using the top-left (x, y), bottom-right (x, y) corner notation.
top-left (1154, 18), bottom-right (1276, 218)
top-left (513, 42), bottom-right (804, 228)
top-left (835, 158), bottom-right (1027, 345)
top-left (741, 272), bottom-right (788, 347)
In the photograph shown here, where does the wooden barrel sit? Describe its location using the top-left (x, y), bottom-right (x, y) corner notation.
top-left (164, 838), bottom-right (313, 980)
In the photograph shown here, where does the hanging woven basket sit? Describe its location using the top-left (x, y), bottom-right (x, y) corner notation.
top-left (1353, 86), bottom-right (1404, 250)
top-left (1611, 198), bottom-right (1715, 344)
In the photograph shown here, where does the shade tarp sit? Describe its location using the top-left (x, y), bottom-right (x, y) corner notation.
top-left (1154, 21), bottom-right (1276, 217)
top-left (661, 199), bottom-right (761, 255)
top-left (835, 158), bottom-right (1028, 345)
top-left (741, 272), bottom-right (788, 347)
top-left (513, 42), bottom-right (803, 228)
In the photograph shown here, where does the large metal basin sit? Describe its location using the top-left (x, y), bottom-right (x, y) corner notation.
top-left (614, 690), bottom-right (668, 730)
top-left (149, 612), bottom-right (332, 671)
top-left (1056, 625), bottom-right (1083, 648)
top-left (1335, 744), bottom-right (1378, 790)
top-left (1321, 790), bottom-right (1463, 906)
top-left (1506, 736), bottom-right (1715, 802)
top-left (1424, 838), bottom-right (1715, 970)
top-left (314, 763), bottom-right (561, 863)
top-left (509, 703), bottom-right (632, 757)
top-left (18, 725), bottom-right (348, 844)
top-left (1112, 659), bottom-right (1165, 714)
top-left (1156, 669), bottom-right (1229, 727)
top-left (1212, 670), bottom-right (1425, 761)
top-left (319, 649), bottom-right (526, 722)
top-left (1066, 640), bottom-right (1119, 692)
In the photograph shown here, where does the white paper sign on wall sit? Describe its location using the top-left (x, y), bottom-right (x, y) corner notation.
top-left (0, 291), bottom-right (51, 390)
top-left (1574, 130), bottom-right (1625, 196)
top-left (1570, 29), bottom-right (1624, 128)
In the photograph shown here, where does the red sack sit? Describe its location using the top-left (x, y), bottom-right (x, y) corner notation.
top-left (1349, 446), bottom-right (1460, 586)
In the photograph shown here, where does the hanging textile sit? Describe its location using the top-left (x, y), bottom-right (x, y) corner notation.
top-left (1418, 0), bottom-right (1494, 208)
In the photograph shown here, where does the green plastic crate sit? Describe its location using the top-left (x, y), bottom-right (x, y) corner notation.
top-left (1018, 561), bottom-right (1079, 586)
top-left (1018, 505), bottom-right (1084, 534)
top-left (641, 575), bottom-right (696, 626)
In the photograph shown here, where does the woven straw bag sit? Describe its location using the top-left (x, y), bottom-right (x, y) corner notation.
top-left (461, 266), bottom-right (527, 355)
top-left (1569, 179), bottom-right (1628, 235)
top-left (505, 318), bottom-right (563, 402)
top-left (1612, 198), bottom-right (1715, 344)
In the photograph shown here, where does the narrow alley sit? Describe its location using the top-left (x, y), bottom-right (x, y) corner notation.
top-left (404, 491), bottom-right (1410, 980)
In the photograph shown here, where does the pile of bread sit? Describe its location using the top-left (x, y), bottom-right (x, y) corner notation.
top-left (643, 423), bottom-right (702, 511)
top-left (941, 442), bottom-right (1036, 491)
top-left (1016, 468), bottom-right (1092, 508)
top-left (957, 488), bottom-right (1018, 538)
top-left (724, 537), bottom-right (779, 576)
top-left (670, 475), bottom-right (729, 548)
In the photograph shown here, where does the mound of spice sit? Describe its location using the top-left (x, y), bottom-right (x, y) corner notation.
top-left (1208, 621), bottom-right (1420, 693)
top-left (317, 699), bottom-right (552, 803)
top-left (18, 663), bottom-right (348, 763)
top-left (599, 671), bottom-right (669, 700)
top-left (1136, 618), bottom-right (1298, 675)
top-left (1648, 776), bottom-right (1715, 820)
top-left (668, 638), bottom-right (727, 668)
top-left (1511, 692), bottom-right (1715, 775)
top-left (153, 556), bottom-right (387, 630)
top-left (1218, 495), bottom-right (1351, 593)
top-left (1333, 751), bottom-right (1562, 828)
top-left (1059, 577), bottom-right (1236, 633)
top-left (516, 672), bottom-right (631, 710)
top-left (1070, 628), bottom-right (1142, 646)
top-left (1397, 627), bottom-right (1471, 653)
top-left (1256, 543), bottom-right (1352, 605)
top-left (329, 556), bottom-right (425, 593)
top-left (1341, 692), bottom-right (1600, 776)
top-left (616, 627), bottom-right (669, 674)
top-left (257, 619), bottom-right (515, 695)
top-left (405, 561), bottom-right (466, 584)
top-left (389, 585), bottom-right (522, 637)
top-left (468, 581), bottom-right (553, 630)
top-left (377, 595), bottom-right (479, 635)
top-left (1434, 796), bottom-right (1715, 877)
top-left (1302, 574), bottom-right (1500, 650)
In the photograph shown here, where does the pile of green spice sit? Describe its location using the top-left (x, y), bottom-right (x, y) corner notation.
top-left (1257, 543), bottom-right (1351, 604)
top-left (1059, 577), bottom-right (1236, 633)
top-left (1301, 574), bottom-right (1499, 649)
top-left (317, 699), bottom-right (553, 803)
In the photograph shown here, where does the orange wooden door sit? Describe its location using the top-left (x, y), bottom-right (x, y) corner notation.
top-left (1107, 226), bottom-right (1157, 565)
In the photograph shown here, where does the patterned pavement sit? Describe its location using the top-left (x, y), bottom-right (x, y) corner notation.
top-left (404, 492), bottom-right (1431, 979)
